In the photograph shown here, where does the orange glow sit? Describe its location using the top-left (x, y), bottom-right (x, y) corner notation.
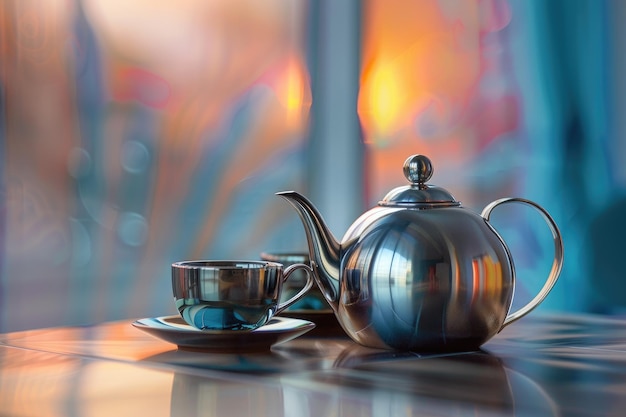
top-left (359, 0), bottom-right (518, 206)
top-left (79, 363), bottom-right (172, 417)
top-left (472, 258), bottom-right (481, 303)
top-left (360, 61), bottom-right (405, 137)
top-left (471, 255), bottom-right (502, 302)
top-left (484, 255), bottom-right (499, 296)
top-left (358, 1), bottom-right (481, 144)
top-left (271, 55), bottom-right (312, 128)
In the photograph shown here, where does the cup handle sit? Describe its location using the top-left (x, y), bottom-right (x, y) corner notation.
top-left (275, 263), bottom-right (315, 314)
top-left (481, 197), bottom-right (564, 330)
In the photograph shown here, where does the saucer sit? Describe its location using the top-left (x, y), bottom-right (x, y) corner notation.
top-left (132, 315), bottom-right (315, 352)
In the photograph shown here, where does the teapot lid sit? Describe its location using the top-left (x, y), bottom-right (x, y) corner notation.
top-left (379, 155), bottom-right (460, 208)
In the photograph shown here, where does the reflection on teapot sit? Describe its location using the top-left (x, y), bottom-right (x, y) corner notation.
top-left (278, 154), bottom-right (564, 351)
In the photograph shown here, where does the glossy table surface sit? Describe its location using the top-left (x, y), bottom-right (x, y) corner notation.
top-left (2, 312), bottom-right (626, 417)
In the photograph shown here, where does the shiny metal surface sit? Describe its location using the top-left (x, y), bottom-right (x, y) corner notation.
top-left (171, 261), bottom-right (313, 330)
top-left (259, 252), bottom-right (344, 337)
top-left (259, 252), bottom-right (328, 311)
top-left (483, 197), bottom-right (564, 328)
top-left (277, 154), bottom-right (564, 351)
top-left (380, 154), bottom-right (460, 206)
top-left (1, 313), bottom-right (626, 416)
top-left (132, 316), bottom-right (315, 352)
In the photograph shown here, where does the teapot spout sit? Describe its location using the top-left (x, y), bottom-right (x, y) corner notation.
top-left (276, 191), bottom-right (341, 311)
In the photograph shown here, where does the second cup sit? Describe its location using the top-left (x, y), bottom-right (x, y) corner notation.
top-left (172, 260), bottom-right (314, 331)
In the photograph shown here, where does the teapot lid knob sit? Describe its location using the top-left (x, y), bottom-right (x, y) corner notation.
top-left (379, 154), bottom-right (460, 208)
top-left (403, 154), bottom-right (433, 185)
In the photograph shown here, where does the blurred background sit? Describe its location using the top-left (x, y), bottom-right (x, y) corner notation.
top-left (1, 0), bottom-right (624, 332)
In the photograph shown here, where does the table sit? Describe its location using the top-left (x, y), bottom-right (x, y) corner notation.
top-left (1, 313), bottom-right (626, 417)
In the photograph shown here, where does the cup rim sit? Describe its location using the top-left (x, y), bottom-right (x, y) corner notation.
top-left (172, 260), bottom-right (282, 270)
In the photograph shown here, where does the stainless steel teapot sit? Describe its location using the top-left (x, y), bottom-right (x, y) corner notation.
top-left (278, 154), bottom-right (563, 351)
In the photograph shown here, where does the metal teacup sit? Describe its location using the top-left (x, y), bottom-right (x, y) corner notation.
top-left (172, 260), bottom-right (314, 331)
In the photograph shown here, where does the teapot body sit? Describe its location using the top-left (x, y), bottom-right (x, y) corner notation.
top-left (278, 154), bottom-right (563, 352)
top-left (337, 206), bottom-right (514, 351)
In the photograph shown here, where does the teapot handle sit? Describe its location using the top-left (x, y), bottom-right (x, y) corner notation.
top-left (481, 197), bottom-right (564, 330)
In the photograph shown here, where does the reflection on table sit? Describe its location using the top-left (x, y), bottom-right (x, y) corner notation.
top-left (2, 313), bottom-right (626, 416)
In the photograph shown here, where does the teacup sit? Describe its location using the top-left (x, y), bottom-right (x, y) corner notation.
top-left (172, 260), bottom-right (313, 331)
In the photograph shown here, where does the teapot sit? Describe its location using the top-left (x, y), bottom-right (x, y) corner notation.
top-left (277, 154), bottom-right (563, 351)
